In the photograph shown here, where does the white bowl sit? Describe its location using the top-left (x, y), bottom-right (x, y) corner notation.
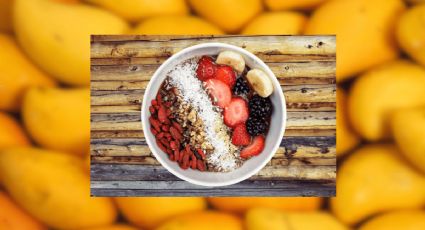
top-left (141, 43), bottom-right (286, 187)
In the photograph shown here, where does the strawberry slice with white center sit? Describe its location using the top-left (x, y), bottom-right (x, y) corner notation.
top-left (240, 135), bottom-right (265, 159)
top-left (224, 97), bottom-right (249, 127)
top-left (204, 79), bottom-right (231, 108)
top-left (196, 56), bottom-right (216, 81)
top-left (232, 123), bottom-right (251, 146)
top-left (215, 65), bottom-right (236, 88)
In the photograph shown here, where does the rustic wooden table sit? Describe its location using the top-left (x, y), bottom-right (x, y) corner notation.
top-left (90, 35), bottom-right (336, 196)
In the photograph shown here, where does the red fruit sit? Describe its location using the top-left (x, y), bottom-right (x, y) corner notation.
top-left (240, 136), bottom-right (265, 159)
top-left (196, 56), bottom-right (216, 81)
top-left (224, 97), bottom-right (249, 127)
top-left (232, 123), bottom-right (251, 146)
top-left (170, 127), bottom-right (182, 141)
top-left (215, 65), bottom-right (236, 88)
top-left (149, 117), bottom-right (161, 132)
top-left (197, 160), bottom-right (206, 171)
top-left (205, 79), bottom-right (231, 108)
top-left (158, 106), bottom-right (169, 123)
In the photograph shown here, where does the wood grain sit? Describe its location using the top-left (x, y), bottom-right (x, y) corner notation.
top-left (90, 35), bottom-right (336, 197)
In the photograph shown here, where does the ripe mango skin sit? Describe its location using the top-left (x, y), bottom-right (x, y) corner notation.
top-left (331, 144), bottom-right (425, 225)
top-left (86, 0), bottom-right (189, 22)
top-left (208, 197), bottom-right (322, 214)
top-left (336, 88), bottom-right (360, 156)
top-left (22, 87), bottom-right (90, 156)
top-left (188, 0), bottom-right (263, 33)
top-left (360, 210), bottom-right (425, 230)
top-left (305, 0), bottom-right (405, 81)
top-left (131, 16), bottom-right (224, 35)
top-left (115, 197), bottom-right (207, 229)
top-left (242, 12), bottom-right (307, 35)
top-left (246, 209), bottom-right (348, 230)
top-left (397, 4), bottom-right (425, 67)
top-left (391, 107), bottom-right (425, 174)
top-left (348, 60), bottom-right (425, 141)
top-left (0, 147), bottom-right (117, 230)
top-left (14, 0), bottom-right (129, 86)
top-left (0, 34), bottom-right (55, 112)
top-left (155, 211), bottom-right (243, 230)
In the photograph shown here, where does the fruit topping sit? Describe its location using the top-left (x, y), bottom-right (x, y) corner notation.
top-left (223, 97), bottom-right (249, 127)
top-left (249, 95), bottom-right (272, 119)
top-left (231, 123), bottom-right (251, 146)
top-left (246, 69), bottom-right (274, 97)
top-left (204, 79), bottom-right (231, 108)
top-left (215, 65), bottom-right (237, 88)
top-left (240, 135), bottom-right (265, 159)
top-left (216, 50), bottom-right (246, 73)
top-left (196, 56), bottom-right (216, 81)
top-left (233, 77), bottom-right (250, 95)
top-left (246, 117), bottom-right (267, 136)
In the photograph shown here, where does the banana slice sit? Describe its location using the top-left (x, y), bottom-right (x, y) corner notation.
top-left (246, 69), bottom-right (274, 97)
top-left (216, 50), bottom-right (246, 73)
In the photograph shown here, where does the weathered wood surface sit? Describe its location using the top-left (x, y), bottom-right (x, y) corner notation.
top-left (90, 35), bottom-right (336, 196)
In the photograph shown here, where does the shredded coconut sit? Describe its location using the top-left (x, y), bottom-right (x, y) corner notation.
top-left (167, 58), bottom-right (240, 172)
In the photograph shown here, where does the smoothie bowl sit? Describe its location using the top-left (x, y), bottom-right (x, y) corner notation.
top-left (141, 43), bottom-right (286, 186)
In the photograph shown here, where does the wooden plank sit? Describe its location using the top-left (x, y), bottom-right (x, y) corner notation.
top-left (91, 128), bottom-right (336, 139)
top-left (91, 180), bottom-right (336, 197)
top-left (90, 62), bottom-right (336, 85)
top-left (90, 111), bottom-right (335, 131)
top-left (91, 36), bottom-right (336, 59)
top-left (90, 102), bottom-right (336, 114)
top-left (90, 85), bottom-right (336, 106)
top-left (90, 136), bottom-right (335, 158)
top-left (90, 164), bottom-right (336, 182)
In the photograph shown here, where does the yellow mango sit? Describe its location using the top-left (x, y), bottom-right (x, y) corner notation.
top-left (397, 4), bottom-right (425, 67)
top-left (0, 0), bottom-right (13, 32)
top-left (156, 211), bottom-right (242, 230)
top-left (22, 87), bottom-right (90, 156)
top-left (336, 88), bottom-right (359, 156)
top-left (86, 0), bottom-right (189, 22)
top-left (188, 0), bottom-right (262, 33)
top-left (305, 0), bottom-right (405, 82)
top-left (360, 210), bottom-right (425, 230)
top-left (208, 197), bottom-right (322, 214)
top-left (264, 0), bottom-right (328, 10)
top-left (115, 197), bottom-right (207, 229)
top-left (391, 107), bottom-right (425, 173)
top-left (0, 147), bottom-right (117, 229)
top-left (0, 34), bottom-right (56, 111)
top-left (0, 112), bottom-right (30, 150)
top-left (348, 60), bottom-right (425, 141)
top-left (246, 209), bottom-right (348, 230)
top-left (14, 0), bottom-right (129, 86)
top-left (242, 12), bottom-right (307, 35)
top-left (131, 16), bottom-right (224, 35)
top-left (81, 225), bottom-right (139, 230)
top-left (0, 191), bottom-right (46, 230)
top-left (331, 144), bottom-right (425, 225)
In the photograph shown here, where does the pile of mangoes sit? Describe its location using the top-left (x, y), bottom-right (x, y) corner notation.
top-left (1, 0), bottom-right (425, 229)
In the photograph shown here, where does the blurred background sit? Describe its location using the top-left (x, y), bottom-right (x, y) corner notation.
top-left (1, 0), bottom-right (425, 229)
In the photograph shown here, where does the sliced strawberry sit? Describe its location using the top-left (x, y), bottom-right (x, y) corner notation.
top-left (205, 79), bottom-right (231, 108)
top-left (240, 135), bottom-right (265, 159)
top-left (224, 97), bottom-right (249, 127)
top-left (215, 65), bottom-right (236, 88)
top-left (232, 123), bottom-right (251, 146)
top-left (196, 56), bottom-right (216, 81)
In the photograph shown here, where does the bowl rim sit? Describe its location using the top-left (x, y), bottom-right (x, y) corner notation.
top-left (141, 42), bottom-right (287, 187)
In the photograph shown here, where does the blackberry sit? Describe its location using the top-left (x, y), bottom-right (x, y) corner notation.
top-left (249, 95), bottom-right (272, 119)
top-left (246, 117), bottom-right (267, 136)
top-left (233, 77), bottom-right (250, 95)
